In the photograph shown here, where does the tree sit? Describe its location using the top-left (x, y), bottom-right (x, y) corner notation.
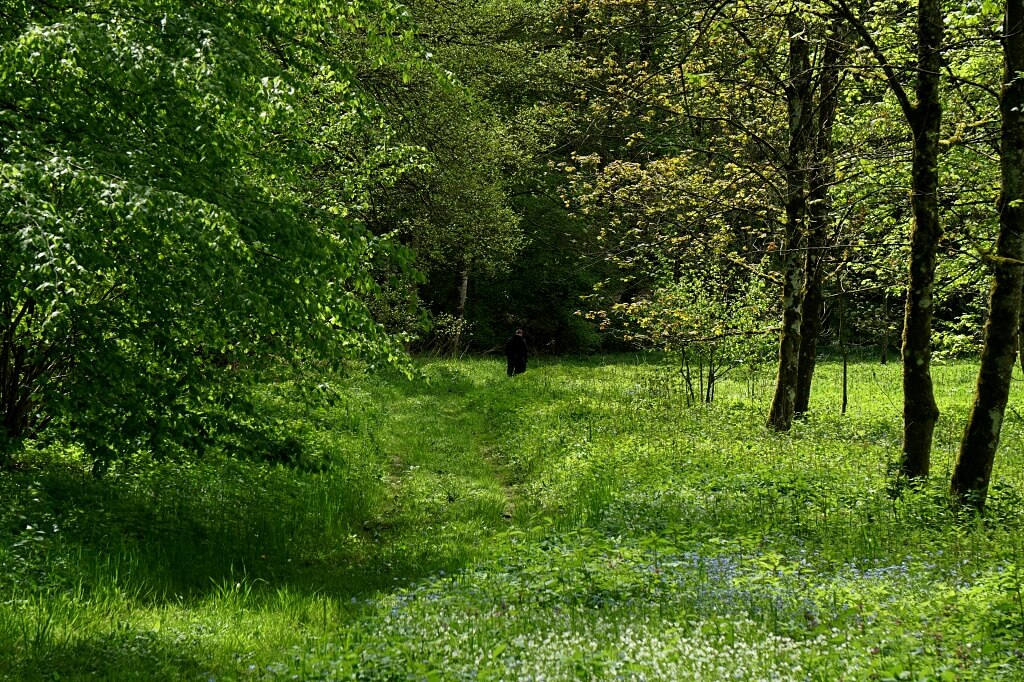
top-left (550, 0), bottom-right (786, 354)
top-left (766, 9), bottom-right (816, 431)
top-left (831, 0), bottom-right (945, 479)
top-left (795, 20), bottom-right (847, 415)
top-left (0, 0), bottom-right (410, 468)
top-left (950, 0), bottom-right (1024, 512)
top-left (348, 0), bottom-right (551, 354)
top-left (612, 268), bottom-right (774, 404)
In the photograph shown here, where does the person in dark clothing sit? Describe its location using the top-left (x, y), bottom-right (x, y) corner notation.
top-left (505, 328), bottom-right (528, 376)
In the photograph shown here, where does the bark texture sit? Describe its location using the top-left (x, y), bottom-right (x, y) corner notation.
top-left (794, 279), bottom-right (821, 415)
top-left (767, 13), bottom-right (815, 431)
top-left (950, 1), bottom-right (1024, 511)
top-left (452, 268), bottom-right (470, 356)
top-left (900, 0), bottom-right (944, 479)
top-left (828, 0), bottom-right (944, 477)
top-left (795, 27), bottom-right (844, 415)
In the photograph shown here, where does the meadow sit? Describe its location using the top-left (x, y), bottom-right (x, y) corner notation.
top-left (1, 354), bottom-right (1022, 680)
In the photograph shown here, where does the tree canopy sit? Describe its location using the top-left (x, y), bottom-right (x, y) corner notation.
top-left (1, 0), bottom-right (1019, 508)
top-left (1, 0), bottom-right (412, 464)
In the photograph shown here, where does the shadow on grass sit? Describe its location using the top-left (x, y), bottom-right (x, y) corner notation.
top-left (1, 361), bottom-right (534, 611)
top-left (0, 629), bottom-right (213, 681)
top-left (1, 459), bottom-right (502, 606)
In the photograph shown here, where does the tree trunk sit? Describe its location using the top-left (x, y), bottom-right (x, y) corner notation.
top-left (950, 1), bottom-right (1024, 512)
top-left (795, 279), bottom-right (821, 415)
top-left (795, 25), bottom-right (844, 415)
top-left (839, 276), bottom-right (848, 415)
top-left (881, 291), bottom-right (890, 364)
top-left (452, 268), bottom-right (469, 356)
top-left (2, 298), bottom-right (36, 457)
top-left (767, 12), bottom-right (814, 431)
top-left (900, 0), bottom-right (944, 479)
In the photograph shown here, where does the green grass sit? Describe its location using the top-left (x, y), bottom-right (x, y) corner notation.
top-left (1, 355), bottom-right (1023, 680)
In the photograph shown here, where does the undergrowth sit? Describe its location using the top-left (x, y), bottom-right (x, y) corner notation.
top-left (1, 355), bottom-right (1022, 680)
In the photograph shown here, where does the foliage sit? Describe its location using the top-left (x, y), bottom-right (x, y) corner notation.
top-left (343, 0), bottom-right (551, 344)
top-left (600, 269), bottom-right (775, 402)
top-left (0, 0), bottom-right (412, 464)
top-left (386, 0), bottom-right (613, 352)
top-left (541, 0), bottom-right (1006, 364)
top-left (417, 312), bottom-right (475, 357)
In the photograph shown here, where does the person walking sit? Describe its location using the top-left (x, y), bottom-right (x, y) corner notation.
top-left (504, 328), bottom-right (528, 376)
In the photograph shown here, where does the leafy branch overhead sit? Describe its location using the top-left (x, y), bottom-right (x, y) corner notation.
top-left (0, 0), bottom-right (415, 464)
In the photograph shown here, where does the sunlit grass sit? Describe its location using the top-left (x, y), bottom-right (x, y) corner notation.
top-left (1, 354), bottom-right (1023, 679)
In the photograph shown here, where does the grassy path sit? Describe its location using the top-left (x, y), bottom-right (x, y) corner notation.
top-left (281, 356), bottom-right (1024, 681)
top-left (1, 356), bottom-right (1023, 680)
top-left (354, 361), bottom-right (520, 581)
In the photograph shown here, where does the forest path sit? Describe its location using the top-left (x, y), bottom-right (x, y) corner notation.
top-left (354, 360), bottom-right (526, 583)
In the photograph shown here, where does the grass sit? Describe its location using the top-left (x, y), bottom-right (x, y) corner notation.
top-left (1, 354), bottom-right (1023, 680)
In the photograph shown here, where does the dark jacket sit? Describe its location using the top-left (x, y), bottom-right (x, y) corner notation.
top-left (505, 334), bottom-right (528, 375)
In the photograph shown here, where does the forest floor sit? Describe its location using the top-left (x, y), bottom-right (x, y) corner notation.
top-left (1, 355), bottom-right (1023, 680)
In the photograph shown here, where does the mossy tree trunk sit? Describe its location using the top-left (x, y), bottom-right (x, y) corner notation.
top-left (795, 24), bottom-right (845, 416)
top-left (950, 0), bottom-right (1024, 511)
top-left (830, 0), bottom-right (944, 479)
top-left (767, 11), bottom-right (814, 431)
top-left (899, 0), bottom-right (944, 479)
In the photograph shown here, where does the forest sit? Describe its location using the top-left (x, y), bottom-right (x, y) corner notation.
top-left (2, 0), bottom-right (1024, 679)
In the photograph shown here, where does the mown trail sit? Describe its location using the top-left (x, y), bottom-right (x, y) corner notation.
top-left (354, 361), bottom-right (522, 578)
top-left (279, 356), bottom-right (1024, 681)
top-left (1, 356), bottom-right (1022, 680)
